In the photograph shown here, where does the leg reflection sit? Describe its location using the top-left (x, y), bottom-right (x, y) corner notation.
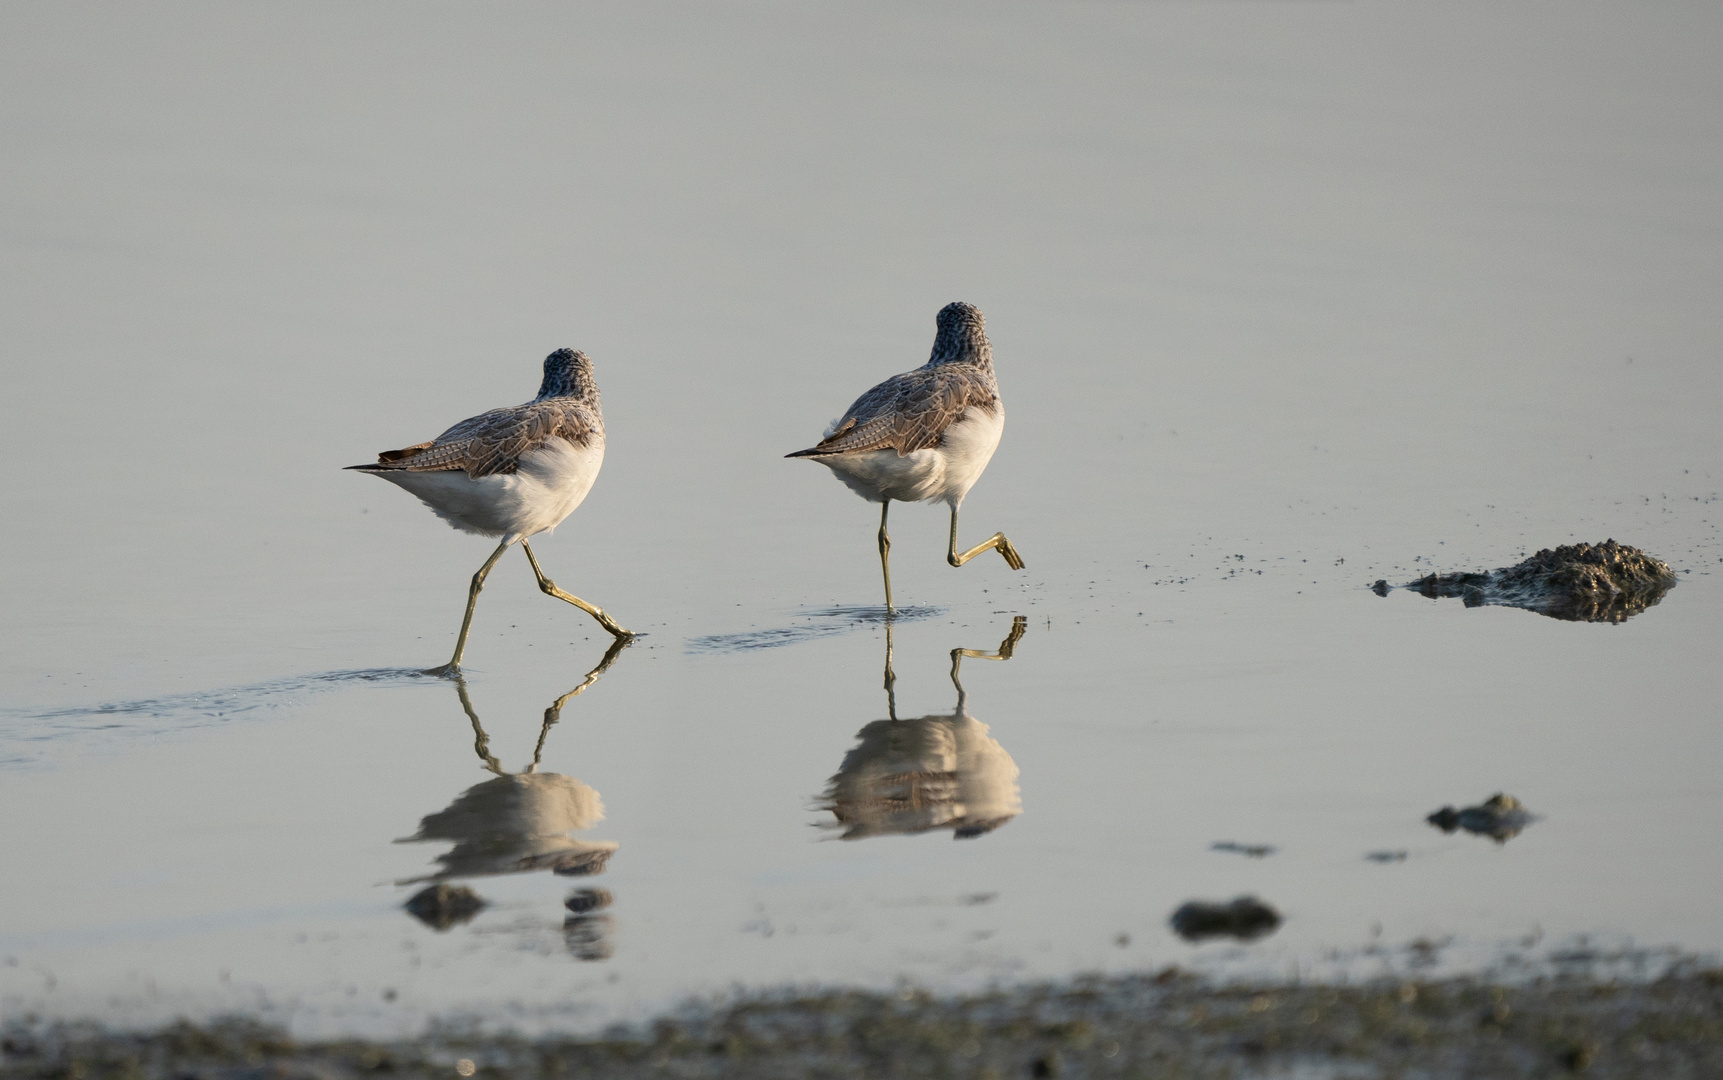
top-left (531, 634), bottom-right (632, 771)
top-left (949, 615), bottom-right (1027, 711)
top-left (452, 635), bottom-right (632, 775)
top-left (883, 621), bottom-right (899, 722)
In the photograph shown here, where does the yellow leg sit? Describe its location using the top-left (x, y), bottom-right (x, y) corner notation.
top-left (521, 540), bottom-right (634, 640)
top-left (947, 505), bottom-right (1025, 570)
top-left (950, 616), bottom-right (1028, 708)
top-left (878, 500), bottom-right (894, 612)
top-left (426, 538), bottom-right (512, 678)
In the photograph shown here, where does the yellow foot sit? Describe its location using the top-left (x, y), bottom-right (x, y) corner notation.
top-left (597, 616), bottom-right (636, 641)
top-left (537, 574), bottom-right (636, 641)
top-left (997, 535), bottom-right (1025, 570)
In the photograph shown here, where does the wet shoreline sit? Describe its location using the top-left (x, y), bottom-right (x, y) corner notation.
top-left (6, 963), bottom-right (1721, 1079)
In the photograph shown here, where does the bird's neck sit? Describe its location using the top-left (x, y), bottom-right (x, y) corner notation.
top-left (537, 371), bottom-right (599, 402)
top-left (928, 329), bottom-right (993, 371)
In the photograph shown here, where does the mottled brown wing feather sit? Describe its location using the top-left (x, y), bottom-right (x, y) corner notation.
top-left (803, 365), bottom-right (996, 457)
top-left (377, 442), bottom-right (434, 462)
top-left (368, 400), bottom-right (597, 478)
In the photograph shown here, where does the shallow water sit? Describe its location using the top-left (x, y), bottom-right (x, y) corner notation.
top-left (2, 0), bottom-right (1721, 1038)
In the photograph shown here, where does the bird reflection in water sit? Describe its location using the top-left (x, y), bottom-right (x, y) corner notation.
top-left (396, 638), bottom-right (627, 959)
top-left (817, 617), bottom-right (1026, 840)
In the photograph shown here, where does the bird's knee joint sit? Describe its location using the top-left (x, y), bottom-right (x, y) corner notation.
top-left (538, 578), bottom-right (558, 595)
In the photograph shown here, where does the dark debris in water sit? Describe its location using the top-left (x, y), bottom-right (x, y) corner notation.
top-left (1379, 539), bottom-right (1677, 622)
top-left (1209, 841), bottom-right (1276, 858)
top-left (11, 965), bottom-right (1723, 1079)
top-left (402, 884), bottom-right (486, 931)
top-left (563, 912), bottom-right (615, 961)
top-left (1169, 895), bottom-right (1282, 942)
top-left (550, 849), bottom-right (614, 876)
top-left (564, 887), bottom-right (612, 915)
top-left (1428, 793), bottom-right (1537, 844)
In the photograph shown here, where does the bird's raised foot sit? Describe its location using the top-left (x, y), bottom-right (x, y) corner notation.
top-left (996, 534), bottom-right (1026, 570)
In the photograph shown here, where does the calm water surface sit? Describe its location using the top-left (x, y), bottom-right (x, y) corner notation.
top-left (2, 1), bottom-right (1721, 1037)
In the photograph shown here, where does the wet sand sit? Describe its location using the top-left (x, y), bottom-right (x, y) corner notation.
top-left (7, 964), bottom-right (1722, 1079)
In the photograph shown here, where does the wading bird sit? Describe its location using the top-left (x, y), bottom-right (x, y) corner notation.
top-left (787, 302), bottom-right (1024, 609)
top-left (347, 348), bottom-right (632, 675)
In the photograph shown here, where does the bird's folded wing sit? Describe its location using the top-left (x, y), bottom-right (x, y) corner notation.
top-left (368, 401), bottom-right (597, 478)
top-left (800, 367), bottom-right (995, 457)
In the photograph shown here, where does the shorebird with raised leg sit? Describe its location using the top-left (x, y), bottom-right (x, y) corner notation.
top-left (347, 348), bottom-right (633, 676)
top-left (787, 302), bottom-right (1025, 610)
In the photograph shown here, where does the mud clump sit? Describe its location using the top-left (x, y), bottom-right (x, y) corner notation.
top-left (1428, 793), bottom-right (1537, 843)
top-left (403, 883), bottom-right (486, 930)
top-left (1170, 896), bottom-right (1282, 942)
top-left (1393, 540), bottom-right (1677, 622)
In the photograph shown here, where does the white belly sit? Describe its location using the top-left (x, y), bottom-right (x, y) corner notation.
top-left (819, 405), bottom-right (1003, 507)
top-left (376, 436), bottom-right (604, 541)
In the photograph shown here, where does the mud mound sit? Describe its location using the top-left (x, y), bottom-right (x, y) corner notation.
top-left (1428, 793), bottom-right (1537, 844)
top-left (1169, 896), bottom-right (1282, 942)
top-left (1381, 540), bottom-right (1677, 622)
top-left (403, 883), bottom-right (486, 930)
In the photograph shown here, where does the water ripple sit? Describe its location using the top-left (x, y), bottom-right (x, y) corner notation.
top-left (0, 668), bottom-right (433, 769)
top-left (685, 605), bottom-right (944, 654)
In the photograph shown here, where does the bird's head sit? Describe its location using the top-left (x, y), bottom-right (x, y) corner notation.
top-left (537, 348), bottom-right (598, 400)
top-left (929, 302), bottom-right (992, 367)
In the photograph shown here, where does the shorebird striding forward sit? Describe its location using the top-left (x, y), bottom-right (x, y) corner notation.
top-left (787, 302), bottom-right (1024, 609)
top-left (347, 348), bottom-right (632, 676)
